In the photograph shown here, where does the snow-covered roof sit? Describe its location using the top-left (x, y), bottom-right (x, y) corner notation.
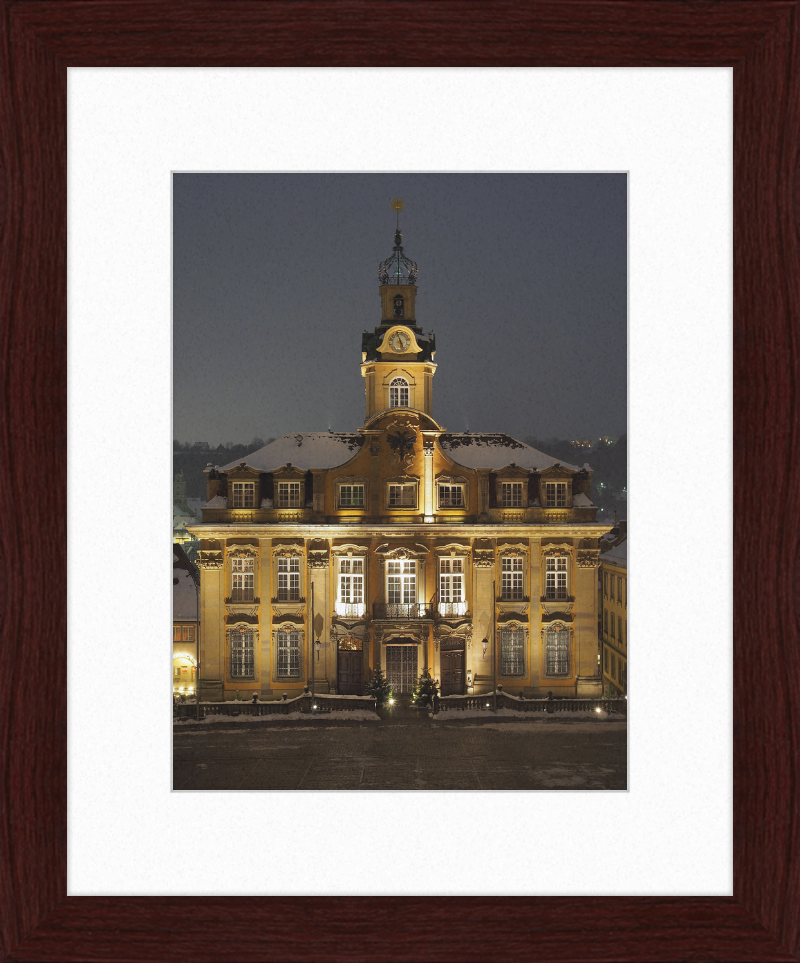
top-left (601, 536), bottom-right (627, 567)
top-left (217, 432), bottom-right (363, 472)
top-left (438, 434), bottom-right (580, 471)
top-left (173, 550), bottom-right (199, 619)
top-left (572, 492), bottom-right (594, 507)
top-left (204, 494), bottom-right (227, 508)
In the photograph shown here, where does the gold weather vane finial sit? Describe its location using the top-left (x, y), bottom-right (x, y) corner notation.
top-left (390, 197), bottom-right (405, 230)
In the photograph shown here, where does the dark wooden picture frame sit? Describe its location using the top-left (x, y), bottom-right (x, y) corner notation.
top-left (1, 2), bottom-right (798, 960)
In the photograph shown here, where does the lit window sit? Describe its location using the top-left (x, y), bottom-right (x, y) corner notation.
top-left (545, 556), bottom-right (568, 601)
top-left (387, 560), bottom-right (416, 607)
top-left (438, 485), bottom-right (464, 508)
top-left (231, 557), bottom-right (254, 602)
top-left (230, 629), bottom-right (255, 678)
top-left (181, 625), bottom-right (195, 642)
top-left (501, 627), bottom-right (524, 676)
top-left (501, 556), bottom-right (524, 600)
top-left (501, 483), bottom-right (523, 507)
top-left (231, 482), bottom-right (255, 508)
top-left (277, 482), bottom-right (301, 508)
top-left (277, 631), bottom-right (300, 678)
top-left (388, 484), bottom-right (416, 507)
top-left (439, 558), bottom-right (466, 616)
top-left (545, 625), bottom-right (571, 676)
top-left (277, 557), bottom-right (300, 601)
top-left (339, 484), bottom-right (365, 507)
top-left (545, 482), bottom-right (567, 507)
top-left (336, 558), bottom-right (365, 617)
top-left (389, 378), bottom-right (409, 407)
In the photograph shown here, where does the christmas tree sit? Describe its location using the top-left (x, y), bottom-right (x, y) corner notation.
top-left (412, 670), bottom-right (439, 708)
top-left (364, 664), bottom-right (393, 706)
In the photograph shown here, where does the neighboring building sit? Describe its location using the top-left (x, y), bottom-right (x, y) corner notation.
top-left (173, 543), bottom-right (200, 695)
top-left (600, 522), bottom-right (627, 694)
top-left (173, 471), bottom-right (198, 546)
top-left (188, 220), bottom-right (610, 702)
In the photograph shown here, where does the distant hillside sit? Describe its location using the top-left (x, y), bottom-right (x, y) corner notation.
top-left (173, 440), bottom-right (275, 500)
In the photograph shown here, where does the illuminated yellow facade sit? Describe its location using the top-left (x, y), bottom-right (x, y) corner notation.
top-left (188, 223), bottom-right (609, 701)
top-left (600, 526), bottom-right (627, 694)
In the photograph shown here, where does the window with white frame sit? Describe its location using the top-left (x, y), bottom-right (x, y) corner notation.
top-left (336, 557), bottom-right (365, 616)
top-left (389, 378), bottom-right (409, 407)
top-left (501, 627), bottom-right (525, 676)
top-left (388, 483), bottom-right (416, 507)
top-left (501, 555), bottom-right (524, 600)
top-left (229, 629), bottom-right (255, 678)
top-left (277, 481), bottom-right (301, 508)
top-left (439, 558), bottom-right (466, 616)
top-left (276, 630), bottom-right (300, 678)
top-left (438, 484), bottom-right (464, 508)
top-left (231, 557), bottom-right (254, 601)
top-left (339, 484), bottom-right (365, 508)
top-left (545, 482), bottom-right (567, 507)
top-left (277, 556), bottom-right (300, 601)
top-left (386, 559), bottom-right (416, 611)
top-left (501, 482), bottom-right (524, 507)
top-left (230, 481), bottom-right (255, 508)
top-left (544, 556), bottom-right (568, 601)
top-left (545, 624), bottom-right (571, 676)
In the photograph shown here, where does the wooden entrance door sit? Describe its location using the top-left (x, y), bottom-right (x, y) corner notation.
top-left (338, 640), bottom-right (363, 695)
top-left (385, 644), bottom-right (418, 694)
top-left (440, 649), bottom-right (464, 696)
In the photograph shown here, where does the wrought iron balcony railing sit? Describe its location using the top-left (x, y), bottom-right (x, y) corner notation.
top-left (373, 602), bottom-right (435, 620)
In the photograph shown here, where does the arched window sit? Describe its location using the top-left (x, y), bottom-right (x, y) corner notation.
top-left (393, 295), bottom-right (405, 318)
top-left (390, 377), bottom-right (409, 407)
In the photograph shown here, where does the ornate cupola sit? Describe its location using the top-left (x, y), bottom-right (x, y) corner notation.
top-left (361, 199), bottom-right (437, 421)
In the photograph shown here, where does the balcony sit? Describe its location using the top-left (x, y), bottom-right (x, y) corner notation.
top-left (437, 601), bottom-right (469, 618)
top-left (335, 601), bottom-right (367, 618)
top-left (373, 602), bottom-right (435, 621)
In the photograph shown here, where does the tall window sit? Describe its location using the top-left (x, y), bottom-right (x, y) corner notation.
top-left (337, 558), bottom-right (364, 616)
top-left (603, 609), bottom-right (608, 634)
top-left (603, 572), bottom-right (608, 596)
top-left (501, 483), bottom-right (523, 507)
top-left (393, 295), bottom-right (404, 318)
top-left (276, 481), bottom-right (301, 508)
top-left (545, 625), bottom-right (570, 676)
top-left (277, 557), bottom-right (300, 601)
top-left (545, 556), bottom-right (568, 601)
top-left (231, 557), bottom-right (254, 601)
top-left (231, 481), bottom-right (255, 508)
top-left (618, 620), bottom-right (624, 646)
top-left (277, 631), bottom-right (300, 678)
top-left (387, 560), bottom-right (416, 605)
top-left (389, 378), bottom-right (409, 407)
top-left (501, 556), bottom-right (524, 600)
top-left (439, 558), bottom-right (466, 616)
top-left (501, 627), bottom-right (524, 676)
top-left (438, 485), bottom-right (464, 508)
top-left (604, 648), bottom-right (609, 672)
top-left (610, 577), bottom-right (615, 601)
top-left (611, 653), bottom-right (617, 679)
top-left (610, 612), bottom-right (616, 638)
top-left (545, 482), bottom-right (567, 507)
top-left (339, 484), bottom-right (364, 507)
top-left (230, 629), bottom-right (254, 678)
top-left (388, 484), bottom-right (416, 507)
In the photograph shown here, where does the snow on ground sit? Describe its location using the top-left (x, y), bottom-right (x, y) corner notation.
top-left (433, 708), bottom-right (622, 721)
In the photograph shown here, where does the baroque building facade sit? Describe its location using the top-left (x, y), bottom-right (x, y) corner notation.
top-left (188, 224), bottom-right (608, 701)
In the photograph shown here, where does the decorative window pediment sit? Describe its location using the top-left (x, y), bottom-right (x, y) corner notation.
top-left (272, 463), bottom-right (306, 479)
top-left (226, 541), bottom-right (259, 557)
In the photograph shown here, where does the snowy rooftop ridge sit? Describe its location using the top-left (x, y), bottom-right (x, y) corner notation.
top-left (601, 535), bottom-right (627, 566)
top-left (216, 432), bottom-right (364, 473)
top-left (438, 433), bottom-right (581, 472)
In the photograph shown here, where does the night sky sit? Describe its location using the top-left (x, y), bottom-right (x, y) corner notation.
top-left (173, 173), bottom-right (626, 447)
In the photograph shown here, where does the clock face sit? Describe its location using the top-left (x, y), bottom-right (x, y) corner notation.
top-left (390, 331), bottom-right (411, 353)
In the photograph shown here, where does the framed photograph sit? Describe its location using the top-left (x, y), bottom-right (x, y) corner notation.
top-left (2, 2), bottom-right (797, 961)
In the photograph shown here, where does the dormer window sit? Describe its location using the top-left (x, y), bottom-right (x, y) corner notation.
top-left (438, 484), bottom-right (464, 508)
top-left (231, 482), bottom-right (255, 508)
top-left (545, 482), bottom-right (567, 508)
top-left (393, 295), bottom-right (405, 318)
top-left (501, 483), bottom-right (524, 508)
top-left (390, 378), bottom-right (409, 407)
top-left (277, 482), bottom-right (301, 508)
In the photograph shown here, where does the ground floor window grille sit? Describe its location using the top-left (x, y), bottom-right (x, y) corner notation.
top-left (230, 629), bottom-right (255, 678)
top-left (501, 627), bottom-right (525, 676)
top-left (545, 625), bottom-right (571, 677)
top-left (277, 631), bottom-right (300, 678)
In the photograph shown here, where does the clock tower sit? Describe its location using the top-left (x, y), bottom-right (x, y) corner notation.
top-left (361, 201), bottom-right (437, 421)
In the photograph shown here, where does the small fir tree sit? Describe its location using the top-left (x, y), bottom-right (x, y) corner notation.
top-left (412, 670), bottom-right (439, 708)
top-left (603, 682), bottom-right (620, 699)
top-left (364, 665), bottom-right (393, 707)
